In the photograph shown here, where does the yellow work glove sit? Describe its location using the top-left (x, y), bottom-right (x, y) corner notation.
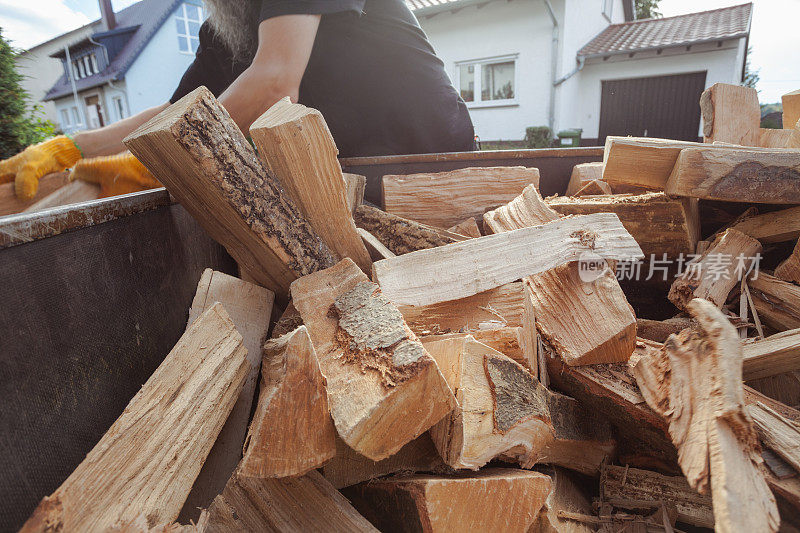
top-left (70, 152), bottom-right (162, 198)
top-left (0, 136), bottom-right (82, 199)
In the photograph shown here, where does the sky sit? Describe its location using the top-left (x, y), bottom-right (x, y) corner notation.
top-left (0, 0), bottom-right (797, 103)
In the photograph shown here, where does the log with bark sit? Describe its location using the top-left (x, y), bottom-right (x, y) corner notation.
top-left (358, 227), bottom-right (396, 261)
top-left (123, 86), bottom-right (335, 296)
top-left (732, 205), bottom-right (800, 243)
top-left (354, 204), bottom-right (457, 255)
top-left (748, 273), bottom-right (800, 332)
top-left (665, 147), bottom-right (800, 204)
top-left (290, 258), bottom-right (456, 461)
top-left (343, 469), bottom-right (552, 533)
top-left (382, 166), bottom-right (540, 227)
top-left (630, 298), bottom-right (780, 532)
top-left (250, 97), bottom-right (372, 272)
top-left (636, 317), bottom-right (693, 343)
top-left (700, 82), bottom-right (761, 146)
top-left (547, 192), bottom-right (700, 258)
top-left (238, 326), bottom-right (336, 478)
top-left (668, 228), bottom-right (762, 311)
top-left (374, 212), bottom-right (643, 308)
top-left (600, 464), bottom-right (714, 528)
top-left (21, 304), bottom-right (249, 532)
top-left (423, 334), bottom-right (614, 474)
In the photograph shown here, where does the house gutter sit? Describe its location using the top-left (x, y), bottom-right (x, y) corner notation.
top-left (542, 0), bottom-right (558, 132)
top-left (63, 45), bottom-right (88, 129)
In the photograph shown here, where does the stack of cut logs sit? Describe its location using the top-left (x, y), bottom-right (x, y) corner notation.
top-left (19, 83), bottom-right (800, 533)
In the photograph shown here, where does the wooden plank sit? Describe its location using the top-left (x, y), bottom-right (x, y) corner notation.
top-left (123, 86), bottom-right (336, 296)
top-left (343, 172), bottom-right (366, 214)
top-left (250, 98), bottom-right (371, 272)
top-left (565, 162), bottom-right (603, 196)
top-left (357, 227), bottom-right (395, 261)
top-left (548, 192), bottom-right (700, 258)
top-left (601, 464), bottom-right (714, 528)
top-left (759, 128), bottom-right (794, 148)
top-left (775, 239), bottom-right (800, 284)
top-left (382, 166), bottom-right (540, 227)
top-left (748, 401), bottom-right (800, 474)
top-left (290, 258), bottom-right (455, 461)
top-left (573, 179), bottom-right (612, 196)
top-left (0, 172), bottom-right (71, 216)
top-left (732, 206), bottom-right (800, 243)
top-left (239, 326), bottom-right (336, 478)
top-left (665, 148), bottom-right (800, 204)
top-left (343, 469), bottom-right (552, 533)
top-left (424, 334), bottom-right (614, 474)
top-left (199, 469), bottom-right (377, 532)
top-left (373, 213), bottom-right (644, 308)
top-left (23, 180), bottom-right (101, 213)
top-left (180, 270), bottom-right (274, 520)
top-left (630, 299), bottom-right (780, 533)
top-left (398, 281), bottom-right (526, 335)
top-left (354, 204), bottom-right (455, 255)
top-left (783, 89), bottom-right (800, 132)
top-left (447, 217), bottom-right (481, 238)
top-left (700, 83), bottom-right (760, 146)
top-left (602, 136), bottom-right (702, 190)
top-left (20, 304), bottom-right (248, 532)
top-left (744, 329), bottom-right (800, 381)
top-left (321, 434), bottom-right (446, 490)
top-left (749, 273), bottom-right (800, 331)
top-left (668, 228), bottom-right (761, 311)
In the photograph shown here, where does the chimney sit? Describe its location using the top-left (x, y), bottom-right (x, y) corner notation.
top-left (99, 0), bottom-right (116, 31)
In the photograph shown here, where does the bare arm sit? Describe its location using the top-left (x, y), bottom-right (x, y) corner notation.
top-left (72, 103), bottom-right (169, 157)
top-left (70, 15), bottom-right (318, 157)
top-left (220, 14), bottom-right (320, 133)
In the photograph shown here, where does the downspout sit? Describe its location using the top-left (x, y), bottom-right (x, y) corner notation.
top-left (63, 45), bottom-right (88, 130)
top-left (88, 34), bottom-right (109, 69)
top-left (554, 56), bottom-right (585, 86)
top-left (542, 0), bottom-right (558, 132)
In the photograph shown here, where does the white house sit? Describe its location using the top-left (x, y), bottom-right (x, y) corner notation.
top-left (412, 0), bottom-right (752, 145)
top-left (17, 0), bottom-right (204, 134)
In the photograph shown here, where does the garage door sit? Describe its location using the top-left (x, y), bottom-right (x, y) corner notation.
top-left (598, 71), bottom-right (707, 144)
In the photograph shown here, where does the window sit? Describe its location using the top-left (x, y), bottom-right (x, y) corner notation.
top-left (113, 96), bottom-right (127, 121)
top-left (60, 109), bottom-right (71, 128)
top-left (70, 106), bottom-right (81, 126)
top-left (455, 56), bottom-right (517, 107)
top-left (90, 53), bottom-right (99, 74)
top-left (176, 2), bottom-right (203, 54)
top-left (602, 0), bottom-right (613, 20)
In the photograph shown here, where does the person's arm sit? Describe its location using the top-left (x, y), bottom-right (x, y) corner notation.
top-left (72, 103), bottom-right (169, 158)
top-left (219, 14), bottom-right (320, 134)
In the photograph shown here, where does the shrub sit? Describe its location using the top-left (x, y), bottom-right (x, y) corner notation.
top-left (524, 126), bottom-right (553, 149)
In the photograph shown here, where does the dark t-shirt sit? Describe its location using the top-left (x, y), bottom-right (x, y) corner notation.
top-left (171, 0), bottom-right (475, 157)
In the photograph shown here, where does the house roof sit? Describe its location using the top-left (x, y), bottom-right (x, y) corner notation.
top-left (44, 0), bottom-right (182, 101)
top-left (577, 3), bottom-right (752, 58)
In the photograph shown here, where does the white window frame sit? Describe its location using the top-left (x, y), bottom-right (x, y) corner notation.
top-left (602, 0), bottom-right (613, 21)
top-left (90, 53), bottom-right (99, 74)
top-left (60, 109), bottom-right (71, 129)
top-left (454, 54), bottom-right (519, 109)
top-left (176, 2), bottom-right (203, 55)
top-left (112, 95), bottom-right (127, 121)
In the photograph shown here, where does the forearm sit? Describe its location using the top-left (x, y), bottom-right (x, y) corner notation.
top-left (219, 66), bottom-right (297, 134)
top-left (72, 103), bottom-right (169, 157)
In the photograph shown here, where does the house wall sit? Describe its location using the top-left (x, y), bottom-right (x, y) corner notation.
top-left (124, 3), bottom-right (198, 114)
top-left (559, 39), bottom-right (745, 142)
top-left (418, 0), bottom-right (626, 141)
top-left (16, 24), bottom-right (98, 124)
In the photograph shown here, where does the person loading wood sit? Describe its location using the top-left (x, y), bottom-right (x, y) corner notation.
top-left (0, 0), bottom-right (474, 200)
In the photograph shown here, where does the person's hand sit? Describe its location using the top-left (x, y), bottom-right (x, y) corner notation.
top-left (0, 136), bottom-right (82, 199)
top-left (70, 152), bottom-right (162, 198)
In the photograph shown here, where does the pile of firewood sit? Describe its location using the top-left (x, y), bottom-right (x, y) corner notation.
top-left (18, 83), bottom-right (800, 533)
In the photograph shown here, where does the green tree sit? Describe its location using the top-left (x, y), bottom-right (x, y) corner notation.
top-left (635, 0), bottom-right (662, 19)
top-left (0, 28), bottom-right (57, 159)
top-left (743, 46), bottom-right (760, 91)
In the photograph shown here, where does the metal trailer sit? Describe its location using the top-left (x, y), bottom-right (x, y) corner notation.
top-left (0, 147), bottom-right (602, 531)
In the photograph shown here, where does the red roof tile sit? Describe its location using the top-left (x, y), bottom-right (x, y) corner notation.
top-left (578, 3), bottom-right (752, 58)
